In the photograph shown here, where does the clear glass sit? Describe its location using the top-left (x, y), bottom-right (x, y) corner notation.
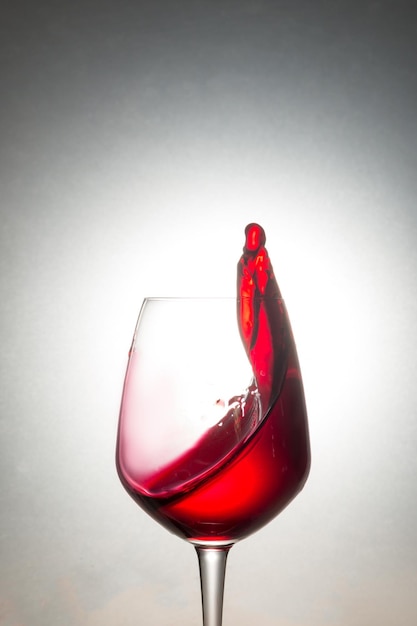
top-left (116, 297), bottom-right (310, 625)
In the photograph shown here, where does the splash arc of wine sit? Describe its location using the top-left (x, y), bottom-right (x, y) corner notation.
top-left (237, 223), bottom-right (289, 414)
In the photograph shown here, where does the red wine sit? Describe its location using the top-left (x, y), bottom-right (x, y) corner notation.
top-left (117, 224), bottom-right (310, 544)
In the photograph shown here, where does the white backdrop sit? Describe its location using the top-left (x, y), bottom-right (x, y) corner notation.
top-left (1, 1), bottom-right (416, 625)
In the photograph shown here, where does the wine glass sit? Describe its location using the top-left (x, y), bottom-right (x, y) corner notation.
top-left (116, 294), bottom-right (310, 625)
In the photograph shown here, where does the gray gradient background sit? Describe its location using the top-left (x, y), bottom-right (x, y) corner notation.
top-left (1, 1), bottom-right (416, 624)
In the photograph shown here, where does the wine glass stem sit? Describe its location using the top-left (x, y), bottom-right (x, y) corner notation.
top-left (195, 546), bottom-right (231, 626)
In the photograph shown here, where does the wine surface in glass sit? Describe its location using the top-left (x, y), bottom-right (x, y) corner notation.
top-left (117, 224), bottom-right (310, 545)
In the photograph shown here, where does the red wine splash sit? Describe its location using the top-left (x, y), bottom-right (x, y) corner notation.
top-left (117, 224), bottom-right (310, 543)
top-left (237, 223), bottom-right (289, 412)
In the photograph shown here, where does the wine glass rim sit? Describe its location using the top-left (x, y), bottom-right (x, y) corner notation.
top-left (143, 296), bottom-right (285, 301)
